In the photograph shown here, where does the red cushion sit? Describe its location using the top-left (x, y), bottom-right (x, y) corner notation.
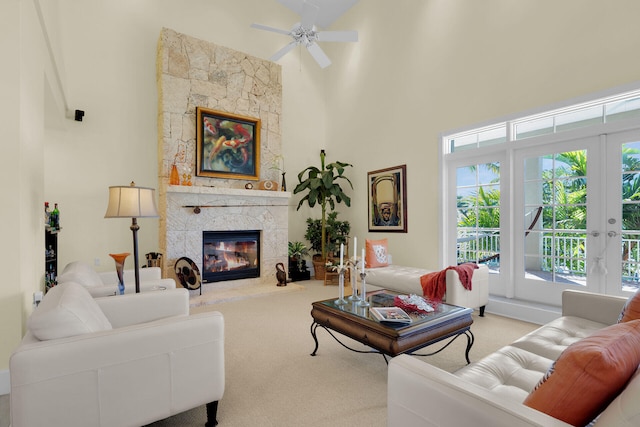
top-left (365, 238), bottom-right (388, 268)
top-left (523, 319), bottom-right (640, 426)
top-left (619, 288), bottom-right (640, 323)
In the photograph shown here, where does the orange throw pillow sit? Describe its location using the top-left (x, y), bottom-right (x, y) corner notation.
top-left (523, 319), bottom-right (640, 426)
top-left (365, 238), bottom-right (388, 268)
top-left (618, 288), bottom-right (640, 323)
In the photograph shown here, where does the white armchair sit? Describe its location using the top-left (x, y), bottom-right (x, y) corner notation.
top-left (58, 260), bottom-right (176, 297)
top-left (10, 283), bottom-right (224, 427)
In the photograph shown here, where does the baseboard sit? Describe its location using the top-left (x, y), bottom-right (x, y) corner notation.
top-left (0, 369), bottom-right (9, 395)
top-left (485, 295), bottom-right (561, 325)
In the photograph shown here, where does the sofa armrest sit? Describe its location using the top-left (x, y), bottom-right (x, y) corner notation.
top-left (562, 289), bottom-right (627, 326)
top-left (388, 354), bottom-right (571, 427)
top-left (95, 288), bottom-right (189, 328)
top-left (10, 311), bottom-right (224, 427)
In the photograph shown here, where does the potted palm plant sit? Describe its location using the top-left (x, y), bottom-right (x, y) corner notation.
top-left (294, 150), bottom-right (353, 279)
top-left (288, 241), bottom-right (310, 281)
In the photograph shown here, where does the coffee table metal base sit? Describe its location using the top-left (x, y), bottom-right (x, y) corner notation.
top-left (310, 320), bottom-right (474, 364)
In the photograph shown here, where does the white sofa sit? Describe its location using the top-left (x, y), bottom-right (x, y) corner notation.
top-left (58, 260), bottom-right (176, 297)
top-left (10, 283), bottom-right (224, 427)
top-left (365, 264), bottom-right (489, 315)
top-left (388, 290), bottom-right (640, 426)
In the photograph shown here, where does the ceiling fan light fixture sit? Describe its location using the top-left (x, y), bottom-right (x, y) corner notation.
top-left (251, 0), bottom-right (357, 68)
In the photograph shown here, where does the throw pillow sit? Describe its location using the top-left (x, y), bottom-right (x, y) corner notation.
top-left (28, 282), bottom-right (113, 341)
top-left (618, 288), bottom-right (640, 323)
top-left (365, 238), bottom-right (388, 268)
top-left (523, 319), bottom-right (640, 426)
top-left (57, 260), bottom-right (103, 288)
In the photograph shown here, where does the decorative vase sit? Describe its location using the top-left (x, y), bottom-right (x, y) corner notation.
top-left (281, 171), bottom-right (286, 191)
top-left (109, 252), bottom-right (130, 295)
top-left (169, 164), bottom-right (180, 185)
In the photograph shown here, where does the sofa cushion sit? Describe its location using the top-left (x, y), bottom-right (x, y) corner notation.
top-left (523, 319), bottom-right (640, 426)
top-left (365, 238), bottom-right (388, 268)
top-left (28, 282), bottom-right (113, 340)
top-left (618, 288), bottom-right (640, 323)
top-left (57, 261), bottom-right (103, 287)
top-left (594, 366), bottom-right (640, 426)
top-left (455, 345), bottom-right (554, 403)
top-left (510, 315), bottom-right (609, 361)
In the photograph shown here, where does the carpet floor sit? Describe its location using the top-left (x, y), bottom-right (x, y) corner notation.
top-left (1, 280), bottom-right (539, 427)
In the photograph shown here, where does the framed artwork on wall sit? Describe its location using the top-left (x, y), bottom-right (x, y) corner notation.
top-left (196, 107), bottom-right (261, 180)
top-left (367, 164), bottom-right (407, 232)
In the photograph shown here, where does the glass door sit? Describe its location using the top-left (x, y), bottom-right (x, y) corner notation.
top-left (513, 137), bottom-right (600, 304)
top-left (604, 130), bottom-right (640, 296)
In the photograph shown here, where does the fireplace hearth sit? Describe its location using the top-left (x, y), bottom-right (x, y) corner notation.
top-left (202, 230), bottom-right (260, 283)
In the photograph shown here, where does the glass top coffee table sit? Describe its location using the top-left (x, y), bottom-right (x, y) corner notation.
top-left (310, 289), bottom-right (474, 363)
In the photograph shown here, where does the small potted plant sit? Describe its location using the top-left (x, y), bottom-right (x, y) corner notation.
top-left (288, 241), bottom-right (310, 281)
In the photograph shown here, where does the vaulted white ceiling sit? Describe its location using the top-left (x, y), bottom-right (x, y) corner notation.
top-left (276, 0), bottom-right (359, 28)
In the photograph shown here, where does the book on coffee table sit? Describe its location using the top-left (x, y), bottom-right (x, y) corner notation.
top-left (370, 307), bottom-right (412, 324)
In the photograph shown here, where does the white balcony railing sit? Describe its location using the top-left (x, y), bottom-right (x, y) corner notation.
top-left (457, 229), bottom-right (640, 291)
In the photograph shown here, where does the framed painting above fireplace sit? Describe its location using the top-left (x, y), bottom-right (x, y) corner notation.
top-left (196, 107), bottom-right (261, 180)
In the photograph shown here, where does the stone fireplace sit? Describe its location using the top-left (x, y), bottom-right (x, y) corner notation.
top-left (156, 28), bottom-right (288, 293)
top-left (163, 186), bottom-right (289, 293)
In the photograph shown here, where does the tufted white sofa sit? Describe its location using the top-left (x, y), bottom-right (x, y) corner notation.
top-left (365, 264), bottom-right (489, 315)
top-left (58, 260), bottom-right (176, 297)
top-left (388, 289), bottom-right (640, 426)
top-left (10, 283), bottom-right (224, 427)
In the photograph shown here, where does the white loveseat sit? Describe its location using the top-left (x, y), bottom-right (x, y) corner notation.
top-left (10, 283), bottom-right (224, 427)
top-left (388, 290), bottom-right (640, 426)
top-left (365, 264), bottom-right (489, 315)
top-left (58, 260), bottom-right (176, 297)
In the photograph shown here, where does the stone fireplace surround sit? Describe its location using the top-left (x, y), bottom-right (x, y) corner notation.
top-left (163, 185), bottom-right (290, 294)
top-left (156, 28), bottom-right (289, 295)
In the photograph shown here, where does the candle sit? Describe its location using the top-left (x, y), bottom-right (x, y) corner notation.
top-left (353, 237), bottom-right (357, 262)
top-left (362, 248), bottom-right (365, 273)
top-left (340, 243), bottom-right (344, 267)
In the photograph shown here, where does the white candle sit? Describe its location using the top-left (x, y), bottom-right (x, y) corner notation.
top-left (340, 243), bottom-right (344, 267)
top-left (353, 237), bottom-right (357, 261)
top-left (362, 248), bottom-right (365, 273)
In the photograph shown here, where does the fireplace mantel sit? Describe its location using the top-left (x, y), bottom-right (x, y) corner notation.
top-left (160, 185), bottom-right (291, 294)
top-left (167, 185), bottom-right (291, 200)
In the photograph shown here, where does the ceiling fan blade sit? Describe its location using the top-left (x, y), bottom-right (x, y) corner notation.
top-left (250, 23), bottom-right (291, 36)
top-left (316, 30), bottom-right (359, 43)
top-left (270, 41), bottom-right (298, 62)
top-left (306, 42), bottom-right (331, 68)
top-left (300, 1), bottom-right (320, 30)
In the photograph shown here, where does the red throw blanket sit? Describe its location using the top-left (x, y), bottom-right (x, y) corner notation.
top-left (420, 263), bottom-right (479, 302)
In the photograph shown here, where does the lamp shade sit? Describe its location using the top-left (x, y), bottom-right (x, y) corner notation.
top-left (104, 182), bottom-right (159, 218)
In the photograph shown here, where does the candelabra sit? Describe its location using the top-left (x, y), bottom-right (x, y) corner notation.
top-left (333, 264), bottom-right (348, 306)
top-left (347, 256), bottom-right (361, 302)
top-left (358, 270), bottom-right (370, 307)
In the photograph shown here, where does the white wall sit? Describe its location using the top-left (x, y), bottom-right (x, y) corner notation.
top-left (0, 0), bottom-right (50, 382)
top-left (47, 0), bottom-right (326, 272)
top-left (325, 0), bottom-right (640, 268)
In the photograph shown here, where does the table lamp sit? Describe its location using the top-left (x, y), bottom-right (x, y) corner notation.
top-left (104, 181), bottom-right (159, 293)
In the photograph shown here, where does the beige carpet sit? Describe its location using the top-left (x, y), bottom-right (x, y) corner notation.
top-left (0, 281), bottom-right (539, 427)
top-left (144, 280), bottom-right (539, 427)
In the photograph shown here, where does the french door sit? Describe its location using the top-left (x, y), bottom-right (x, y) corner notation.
top-left (513, 130), bottom-right (640, 304)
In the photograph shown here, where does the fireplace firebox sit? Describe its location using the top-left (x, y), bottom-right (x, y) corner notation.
top-left (202, 230), bottom-right (260, 283)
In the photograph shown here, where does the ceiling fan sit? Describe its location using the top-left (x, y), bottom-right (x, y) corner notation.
top-left (251, 0), bottom-right (358, 68)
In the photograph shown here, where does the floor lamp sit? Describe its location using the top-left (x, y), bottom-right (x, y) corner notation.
top-left (104, 182), bottom-right (159, 293)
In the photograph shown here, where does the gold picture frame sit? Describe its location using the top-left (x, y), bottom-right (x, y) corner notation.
top-left (196, 107), bottom-right (261, 180)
